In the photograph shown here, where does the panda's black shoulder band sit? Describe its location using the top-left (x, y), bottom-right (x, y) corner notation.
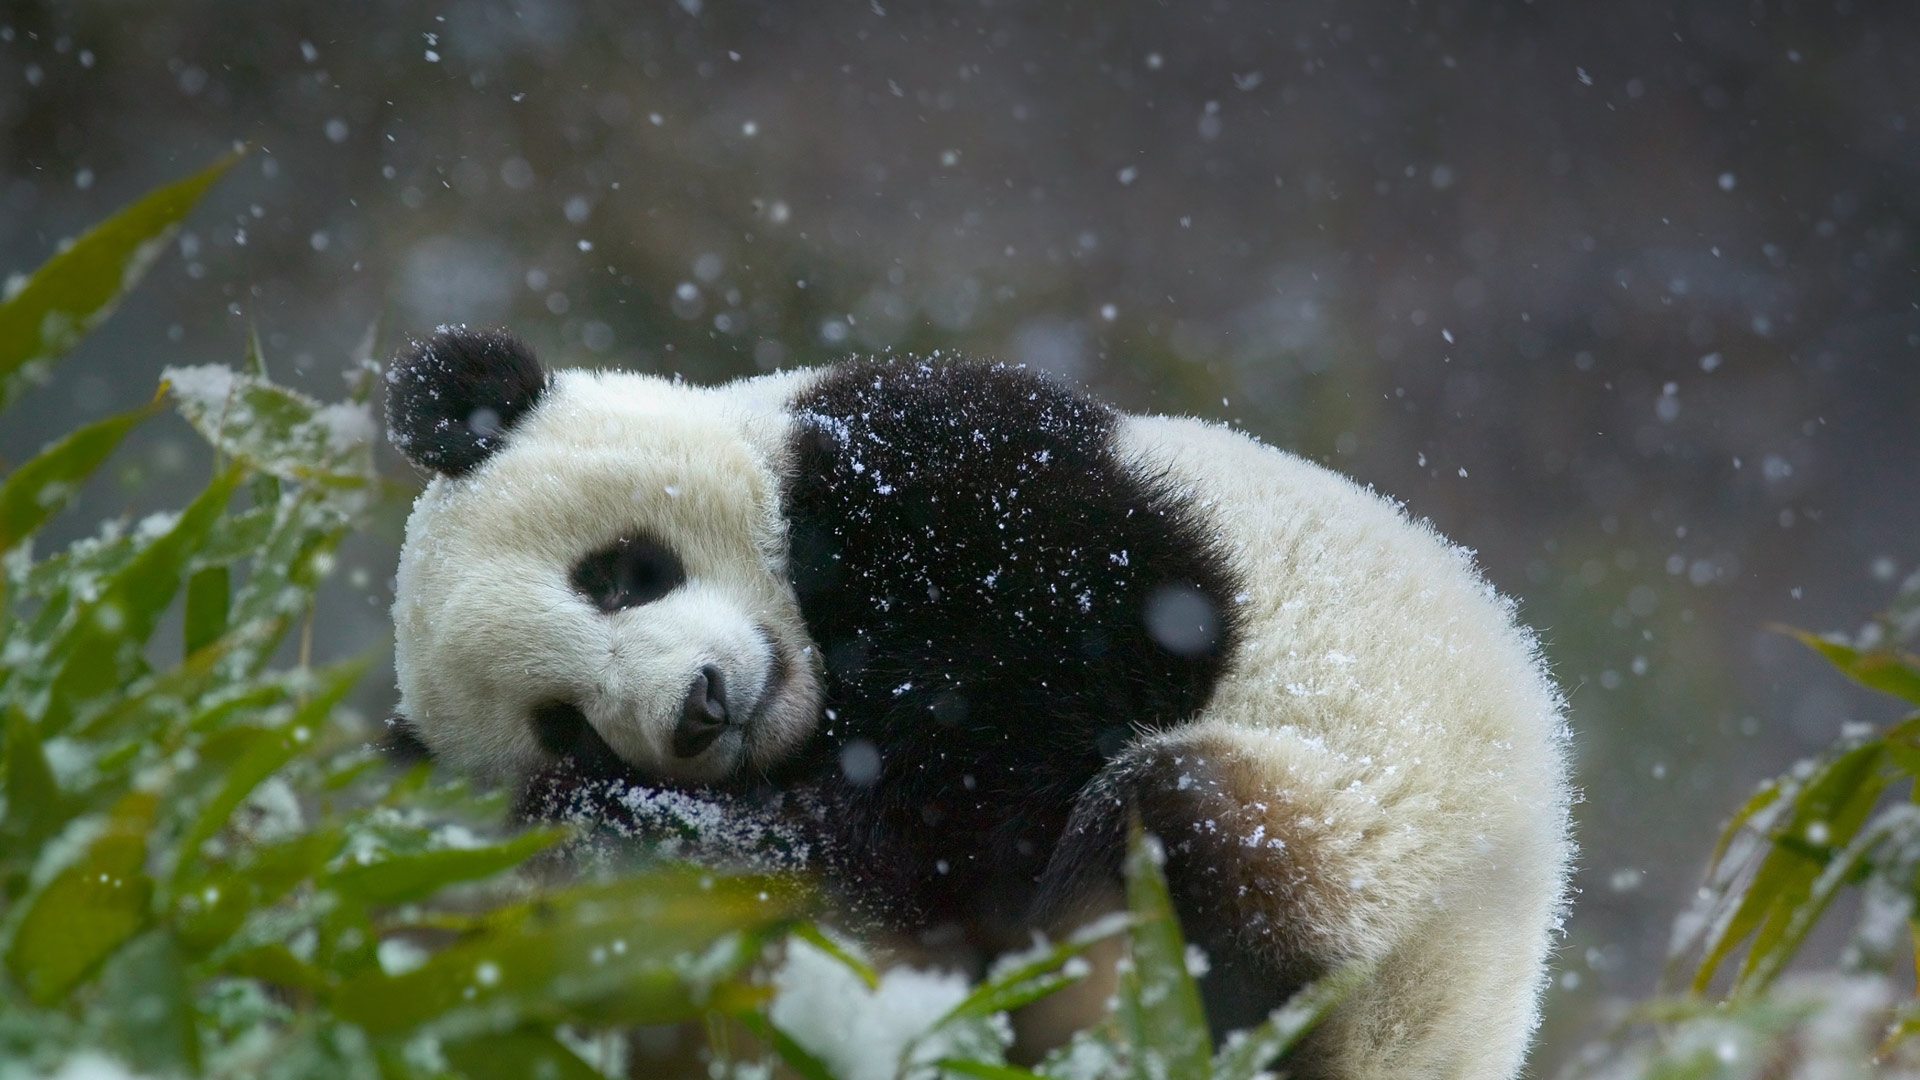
top-left (386, 325), bottom-right (548, 477)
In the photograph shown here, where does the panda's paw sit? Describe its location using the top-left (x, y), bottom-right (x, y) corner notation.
top-left (375, 714), bottom-right (433, 765)
top-left (1035, 734), bottom-right (1327, 1044)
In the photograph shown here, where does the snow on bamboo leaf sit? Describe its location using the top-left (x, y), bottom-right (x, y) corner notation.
top-left (333, 871), bottom-right (800, 1041)
top-left (163, 364), bottom-right (376, 485)
top-left (1118, 824), bottom-right (1211, 1080)
top-left (35, 467), bottom-right (243, 735)
top-left (0, 152), bottom-right (237, 414)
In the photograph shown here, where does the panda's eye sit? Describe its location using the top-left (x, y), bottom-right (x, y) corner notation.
top-left (571, 536), bottom-right (686, 612)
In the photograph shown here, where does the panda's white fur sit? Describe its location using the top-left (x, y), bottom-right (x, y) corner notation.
top-left (388, 330), bottom-right (1572, 1079)
top-left (1111, 415), bottom-right (1570, 1077)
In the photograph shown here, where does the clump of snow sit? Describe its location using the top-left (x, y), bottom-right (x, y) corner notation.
top-left (313, 401), bottom-right (377, 455)
top-left (161, 363), bottom-right (236, 412)
top-left (377, 936), bottom-right (431, 976)
top-left (235, 775), bottom-right (305, 844)
top-left (769, 937), bottom-right (986, 1080)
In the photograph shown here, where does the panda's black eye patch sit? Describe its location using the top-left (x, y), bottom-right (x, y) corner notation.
top-left (571, 536), bottom-right (686, 612)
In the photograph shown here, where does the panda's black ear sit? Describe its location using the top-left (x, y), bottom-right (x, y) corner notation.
top-left (386, 326), bottom-right (548, 477)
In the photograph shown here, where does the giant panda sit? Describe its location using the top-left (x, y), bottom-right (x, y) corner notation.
top-left (384, 325), bottom-right (1573, 1079)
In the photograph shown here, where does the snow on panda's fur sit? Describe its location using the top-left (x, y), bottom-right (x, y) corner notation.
top-left (385, 326), bottom-right (1573, 1078)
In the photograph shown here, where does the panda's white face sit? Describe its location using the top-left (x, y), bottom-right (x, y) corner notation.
top-left (391, 365), bottom-right (823, 785)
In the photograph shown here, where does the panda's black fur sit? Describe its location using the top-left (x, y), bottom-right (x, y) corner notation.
top-left (775, 359), bottom-right (1243, 939)
top-left (385, 327), bottom-right (547, 477)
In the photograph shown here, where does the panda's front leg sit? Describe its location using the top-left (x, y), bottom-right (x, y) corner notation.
top-left (1034, 725), bottom-right (1332, 1044)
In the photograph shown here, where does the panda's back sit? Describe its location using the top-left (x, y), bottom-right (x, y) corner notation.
top-left (1114, 412), bottom-right (1569, 817)
top-left (1114, 412), bottom-right (1573, 1076)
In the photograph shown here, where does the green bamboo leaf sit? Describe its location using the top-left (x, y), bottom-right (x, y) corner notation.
top-left (220, 489), bottom-right (354, 677)
top-left (1703, 781), bottom-right (1783, 875)
top-left (73, 623), bottom-right (264, 742)
top-left (0, 153), bottom-right (238, 412)
top-left (1692, 740), bottom-right (1889, 993)
top-left (1731, 741), bottom-right (1891, 994)
top-left (736, 1010), bottom-right (839, 1080)
top-left (38, 466), bottom-right (242, 734)
top-left (1210, 964), bottom-right (1369, 1080)
top-left (938, 1060), bottom-right (1050, 1080)
top-left (256, 1017), bottom-right (383, 1080)
top-left (1, 706), bottom-right (66, 859)
top-left (183, 565), bottom-right (229, 657)
top-left (1118, 822), bottom-right (1210, 1080)
top-left (443, 1029), bottom-right (606, 1080)
top-left (1778, 625), bottom-right (1920, 706)
top-left (1739, 804), bottom-right (1920, 993)
top-left (193, 503), bottom-right (275, 566)
top-left (163, 364), bottom-right (376, 485)
top-left (219, 943), bottom-right (331, 994)
top-left (941, 920), bottom-right (1127, 1024)
top-left (170, 659), bottom-right (363, 888)
top-left (791, 923), bottom-right (880, 990)
top-left (334, 872), bottom-right (800, 1040)
top-left (176, 829), bottom-right (346, 955)
top-left (97, 930), bottom-right (198, 1074)
top-left (0, 396), bottom-right (163, 553)
top-left (4, 790), bottom-right (159, 1004)
top-left (17, 518), bottom-right (144, 601)
top-left (327, 828), bottom-right (565, 906)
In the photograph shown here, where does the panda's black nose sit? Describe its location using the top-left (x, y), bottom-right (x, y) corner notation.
top-left (672, 664), bottom-right (729, 758)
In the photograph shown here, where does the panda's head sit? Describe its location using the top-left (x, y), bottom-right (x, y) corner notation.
top-left (385, 326), bottom-right (822, 787)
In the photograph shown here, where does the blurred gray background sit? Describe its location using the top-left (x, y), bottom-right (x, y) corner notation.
top-left (3, 0), bottom-right (1916, 1069)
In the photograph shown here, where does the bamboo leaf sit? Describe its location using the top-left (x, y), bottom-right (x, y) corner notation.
top-left (219, 943), bottom-right (331, 994)
top-left (791, 923), bottom-right (880, 990)
top-left (219, 488), bottom-right (354, 678)
top-left (164, 365), bottom-right (376, 485)
top-left (1118, 822), bottom-right (1210, 1080)
top-left (327, 828), bottom-right (565, 906)
top-left (4, 790), bottom-right (159, 1004)
top-left (333, 872), bottom-right (800, 1040)
top-left (183, 565), bottom-right (229, 657)
top-left (1741, 804), bottom-right (1920, 993)
top-left (97, 930), bottom-right (199, 1074)
top-left (1778, 625), bottom-right (1920, 706)
top-left (1731, 740), bottom-right (1891, 993)
top-left (736, 1009), bottom-right (839, 1080)
top-left (0, 153), bottom-right (237, 412)
top-left (169, 659), bottom-right (363, 889)
top-left (1703, 781), bottom-right (1783, 875)
top-left (175, 829), bottom-right (346, 955)
top-left (38, 466), bottom-right (242, 734)
top-left (938, 1061), bottom-right (1050, 1080)
top-left (1692, 740), bottom-right (1889, 993)
top-left (0, 397), bottom-right (162, 553)
top-left (0, 706), bottom-right (66, 860)
top-left (443, 1029), bottom-right (606, 1080)
top-left (941, 922), bottom-right (1127, 1024)
top-left (1210, 963), bottom-right (1369, 1080)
